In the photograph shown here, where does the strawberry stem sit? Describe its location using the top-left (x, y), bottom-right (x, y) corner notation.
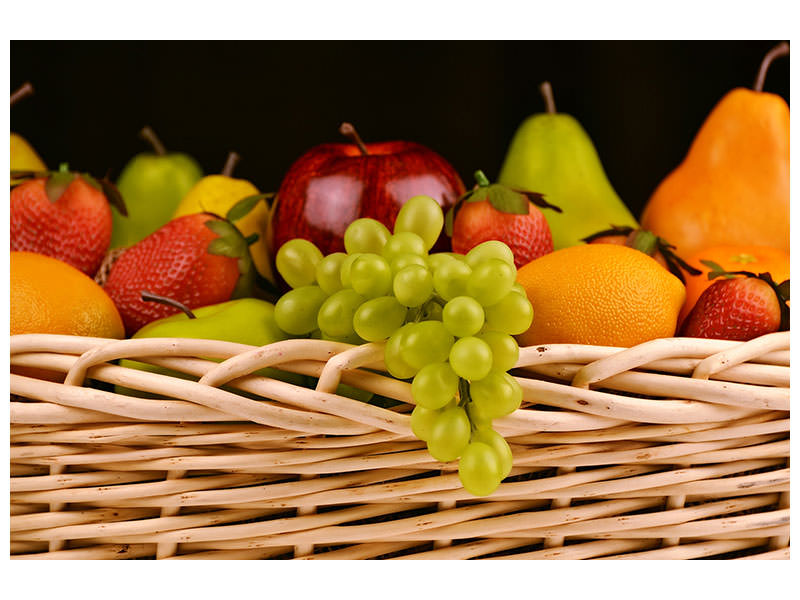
top-left (754, 42), bottom-right (789, 92)
top-left (540, 81), bottom-right (556, 114)
top-left (222, 152), bottom-right (241, 177)
top-left (339, 122), bottom-right (369, 155)
top-left (10, 82), bottom-right (34, 107)
top-left (474, 170), bottom-right (490, 187)
top-left (139, 126), bottom-right (167, 156)
top-left (140, 291), bottom-right (196, 319)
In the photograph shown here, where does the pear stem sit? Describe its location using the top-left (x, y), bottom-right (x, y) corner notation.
top-left (222, 152), bottom-right (241, 177)
top-left (539, 81), bottom-right (556, 114)
top-left (140, 291), bottom-right (196, 319)
top-left (339, 122), bottom-right (370, 155)
top-left (754, 42), bottom-right (789, 92)
top-left (139, 126), bottom-right (167, 156)
top-left (10, 81), bottom-right (34, 107)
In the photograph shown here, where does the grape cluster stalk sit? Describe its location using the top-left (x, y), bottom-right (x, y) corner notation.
top-left (274, 195), bottom-right (534, 496)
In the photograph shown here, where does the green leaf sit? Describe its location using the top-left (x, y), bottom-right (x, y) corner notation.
top-left (485, 184), bottom-right (529, 215)
top-left (99, 177), bottom-right (128, 217)
top-left (244, 233), bottom-right (259, 246)
top-left (204, 219), bottom-right (238, 238)
top-left (82, 173), bottom-right (102, 190)
top-left (700, 259), bottom-right (733, 280)
top-left (226, 193), bottom-right (274, 222)
top-left (463, 187), bottom-right (490, 204)
top-left (207, 237), bottom-right (243, 259)
top-left (444, 205), bottom-right (455, 237)
top-left (44, 171), bottom-right (75, 203)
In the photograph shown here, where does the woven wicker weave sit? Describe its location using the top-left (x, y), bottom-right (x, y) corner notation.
top-left (9, 331), bottom-right (790, 560)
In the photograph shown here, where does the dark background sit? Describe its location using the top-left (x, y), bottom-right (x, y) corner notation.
top-left (10, 41), bottom-right (790, 217)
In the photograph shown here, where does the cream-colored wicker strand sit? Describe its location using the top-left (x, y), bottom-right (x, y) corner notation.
top-left (691, 331), bottom-right (790, 380)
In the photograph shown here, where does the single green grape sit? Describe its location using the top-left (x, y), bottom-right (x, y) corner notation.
top-left (344, 218), bottom-right (391, 254)
top-left (471, 428), bottom-right (513, 478)
top-left (390, 252), bottom-right (428, 275)
top-left (384, 323), bottom-right (418, 379)
top-left (275, 239), bottom-right (323, 289)
top-left (442, 296), bottom-right (484, 338)
top-left (477, 331), bottom-right (519, 372)
top-left (411, 362), bottom-right (458, 410)
top-left (382, 231), bottom-right (426, 262)
top-left (433, 259), bottom-right (471, 301)
top-left (467, 258), bottom-right (516, 307)
top-left (458, 442), bottom-right (502, 496)
top-left (449, 336), bottom-right (493, 380)
top-left (465, 240), bottom-right (515, 269)
top-left (484, 291), bottom-right (534, 335)
top-left (317, 288), bottom-right (365, 338)
top-left (467, 401), bottom-right (493, 430)
top-left (509, 282), bottom-right (527, 296)
top-left (469, 370), bottom-right (521, 419)
top-left (350, 253), bottom-right (393, 298)
top-left (393, 264), bottom-right (434, 307)
top-left (315, 252), bottom-right (347, 295)
top-left (400, 321), bottom-right (454, 370)
top-left (339, 252), bottom-right (363, 288)
top-left (427, 252), bottom-right (456, 274)
top-left (353, 296), bottom-right (407, 342)
top-left (274, 285), bottom-right (329, 335)
top-left (393, 195), bottom-right (444, 251)
top-left (427, 406), bottom-right (471, 462)
top-left (411, 404), bottom-right (441, 441)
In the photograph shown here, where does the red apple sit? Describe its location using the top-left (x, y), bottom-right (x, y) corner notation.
top-left (269, 123), bottom-right (465, 261)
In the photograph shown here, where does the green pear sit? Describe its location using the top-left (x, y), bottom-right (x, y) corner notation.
top-left (112, 126), bottom-right (203, 248)
top-left (117, 295), bottom-right (306, 396)
top-left (497, 82), bottom-right (637, 250)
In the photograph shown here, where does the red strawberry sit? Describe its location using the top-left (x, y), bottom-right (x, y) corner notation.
top-left (680, 264), bottom-right (789, 341)
top-left (448, 170), bottom-right (559, 268)
top-left (103, 213), bottom-right (250, 335)
top-left (10, 170), bottom-right (122, 276)
top-left (582, 226), bottom-right (701, 284)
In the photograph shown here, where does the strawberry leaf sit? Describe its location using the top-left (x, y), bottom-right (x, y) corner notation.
top-left (581, 225), bottom-right (634, 243)
top-left (485, 185), bottom-right (529, 215)
top-left (205, 219), bottom-right (238, 238)
top-left (701, 259), bottom-right (737, 280)
top-left (45, 171), bottom-right (75, 203)
top-left (512, 188), bottom-right (562, 213)
top-left (99, 176), bottom-right (128, 217)
top-left (207, 237), bottom-right (242, 259)
top-left (777, 280), bottom-right (790, 302)
top-left (226, 193), bottom-right (274, 222)
top-left (463, 187), bottom-right (490, 204)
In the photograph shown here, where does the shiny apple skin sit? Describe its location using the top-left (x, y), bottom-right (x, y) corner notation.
top-left (269, 141), bottom-right (465, 262)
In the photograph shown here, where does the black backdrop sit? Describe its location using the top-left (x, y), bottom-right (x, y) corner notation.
top-left (10, 41), bottom-right (789, 218)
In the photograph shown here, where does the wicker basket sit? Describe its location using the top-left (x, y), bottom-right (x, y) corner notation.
top-left (9, 330), bottom-right (789, 560)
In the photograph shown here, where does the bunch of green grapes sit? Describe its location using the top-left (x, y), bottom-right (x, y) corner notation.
top-left (273, 195), bottom-right (533, 497)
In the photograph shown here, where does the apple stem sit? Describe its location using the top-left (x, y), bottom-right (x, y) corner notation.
top-left (222, 151), bottom-right (241, 177)
top-left (339, 122), bottom-right (370, 155)
top-left (140, 291), bottom-right (197, 319)
top-left (754, 41), bottom-right (789, 92)
top-left (539, 81), bottom-right (556, 114)
top-left (10, 81), bottom-right (34, 107)
top-left (139, 126), bottom-right (167, 156)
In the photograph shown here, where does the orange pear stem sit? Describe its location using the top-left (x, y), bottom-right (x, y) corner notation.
top-left (754, 42), bottom-right (789, 92)
top-left (540, 81), bottom-right (556, 114)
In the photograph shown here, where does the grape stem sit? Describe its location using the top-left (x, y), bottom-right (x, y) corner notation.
top-left (429, 295), bottom-right (447, 308)
top-left (457, 377), bottom-right (471, 409)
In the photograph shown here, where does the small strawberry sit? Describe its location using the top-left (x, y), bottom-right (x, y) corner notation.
top-left (582, 225), bottom-right (701, 283)
top-left (103, 209), bottom-right (258, 335)
top-left (679, 261), bottom-right (789, 341)
top-left (447, 170), bottom-right (560, 268)
top-left (10, 165), bottom-right (126, 277)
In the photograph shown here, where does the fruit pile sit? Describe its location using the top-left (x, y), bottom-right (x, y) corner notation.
top-left (273, 196), bottom-right (532, 495)
top-left (9, 42), bottom-right (790, 497)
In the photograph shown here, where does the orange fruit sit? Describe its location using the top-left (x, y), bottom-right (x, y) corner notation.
top-left (679, 245), bottom-right (790, 326)
top-left (516, 244), bottom-right (685, 347)
top-left (11, 251), bottom-right (124, 338)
